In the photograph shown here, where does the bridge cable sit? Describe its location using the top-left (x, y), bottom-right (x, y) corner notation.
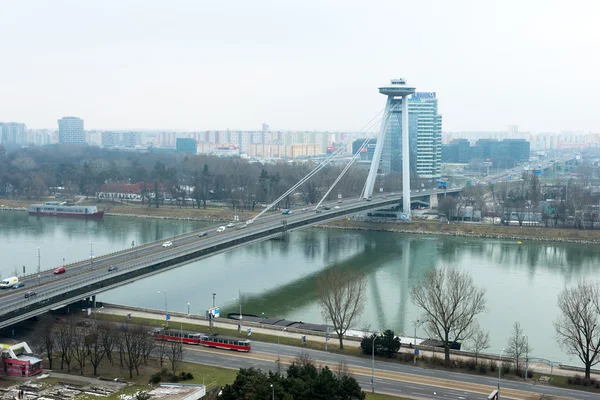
top-left (313, 113), bottom-right (388, 210)
top-left (250, 108), bottom-right (388, 221)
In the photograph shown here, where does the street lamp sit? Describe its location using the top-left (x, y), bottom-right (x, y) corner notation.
top-left (371, 333), bottom-right (380, 394)
top-left (213, 292), bottom-right (216, 308)
top-left (499, 348), bottom-right (505, 382)
top-left (270, 383), bottom-right (274, 400)
top-left (277, 327), bottom-right (287, 371)
top-left (37, 247), bottom-right (41, 285)
top-left (90, 242), bottom-right (94, 265)
top-left (187, 302), bottom-right (190, 315)
top-left (410, 319), bottom-right (421, 365)
top-left (158, 290), bottom-right (168, 327)
top-left (523, 335), bottom-right (529, 381)
top-left (234, 290), bottom-right (242, 331)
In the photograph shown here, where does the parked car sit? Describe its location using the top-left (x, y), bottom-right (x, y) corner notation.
top-left (162, 241), bottom-right (173, 248)
top-left (24, 291), bottom-right (37, 298)
top-left (54, 267), bottom-right (66, 275)
top-left (12, 282), bottom-right (25, 289)
top-left (199, 232), bottom-right (208, 237)
top-left (108, 265), bottom-right (118, 272)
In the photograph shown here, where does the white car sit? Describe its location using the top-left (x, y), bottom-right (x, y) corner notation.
top-left (334, 206), bottom-right (340, 209)
top-left (226, 223), bottom-right (234, 228)
top-left (217, 226), bottom-right (226, 233)
top-left (162, 241), bottom-right (173, 248)
top-left (245, 220), bottom-right (254, 226)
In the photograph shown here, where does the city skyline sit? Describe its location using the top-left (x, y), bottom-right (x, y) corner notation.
top-left (2, 1), bottom-right (600, 133)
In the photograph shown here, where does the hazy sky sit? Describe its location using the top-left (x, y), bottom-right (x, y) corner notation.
top-left (1, 0), bottom-right (599, 132)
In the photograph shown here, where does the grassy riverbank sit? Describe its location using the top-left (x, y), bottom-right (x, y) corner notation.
top-left (4, 196), bottom-right (600, 243)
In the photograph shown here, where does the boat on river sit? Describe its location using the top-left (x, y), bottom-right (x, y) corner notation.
top-left (28, 202), bottom-right (104, 219)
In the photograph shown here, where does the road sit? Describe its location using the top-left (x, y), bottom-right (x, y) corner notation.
top-left (182, 340), bottom-right (594, 399)
top-left (0, 188), bottom-right (458, 324)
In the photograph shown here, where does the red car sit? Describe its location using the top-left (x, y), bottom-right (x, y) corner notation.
top-left (54, 267), bottom-right (66, 275)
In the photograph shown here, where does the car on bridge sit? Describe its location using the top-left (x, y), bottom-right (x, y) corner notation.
top-left (54, 267), bottom-right (66, 275)
top-left (108, 265), bottom-right (118, 272)
top-left (217, 226), bottom-right (226, 232)
top-left (24, 291), bottom-right (37, 298)
top-left (226, 223), bottom-right (234, 228)
top-left (12, 282), bottom-right (25, 289)
top-left (162, 241), bottom-right (173, 248)
top-left (199, 232), bottom-right (208, 237)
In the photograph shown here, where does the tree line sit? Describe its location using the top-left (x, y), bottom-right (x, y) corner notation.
top-left (316, 265), bottom-right (600, 382)
top-left (0, 144), bottom-right (387, 208)
top-left (33, 318), bottom-right (184, 379)
top-left (439, 172), bottom-right (600, 229)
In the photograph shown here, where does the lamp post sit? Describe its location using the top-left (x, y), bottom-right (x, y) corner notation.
top-left (234, 290), bottom-right (242, 331)
top-left (213, 292), bottom-right (216, 308)
top-left (371, 333), bottom-right (379, 394)
top-left (277, 327), bottom-right (287, 372)
top-left (410, 319), bottom-right (421, 365)
top-left (270, 383), bottom-right (274, 400)
top-left (158, 290), bottom-right (168, 327)
top-left (37, 247), bottom-right (41, 285)
top-left (63, 258), bottom-right (65, 268)
top-left (187, 302), bottom-right (190, 315)
top-left (499, 348), bottom-right (505, 382)
top-left (524, 335), bottom-right (529, 381)
top-left (90, 242), bottom-right (94, 265)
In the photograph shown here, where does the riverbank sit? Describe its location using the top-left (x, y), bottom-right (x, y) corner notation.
top-left (4, 197), bottom-right (600, 244)
top-left (320, 219), bottom-right (600, 244)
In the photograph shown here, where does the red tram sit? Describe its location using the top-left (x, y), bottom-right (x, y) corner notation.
top-left (152, 328), bottom-right (251, 352)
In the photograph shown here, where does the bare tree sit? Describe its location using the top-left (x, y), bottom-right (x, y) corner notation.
top-left (33, 324), bottom-right (55, 369)
top-left (411, 267), bottom-right (486, 365)
top-left (555, 281), bottom-right (600, 379)
top-left (316, 267), bottom-right (367, 349)
top-left (54, 319), bottom-right (75, 372)
top-left (167, 337), bottom-right (184, 374)
top-left (506, 321), bottom-right (532, 374)
top-left (469, 325), bottom-right (490, 365)
top-left (154, 336), bottom-right (168, 367)
top-left (86, 323), bottom-right (107, 376)
top-left (121, 324), bottom-right (149, 378)
top-left (71, 326), bottom-right (89, 375)
top-left (101, 322), bottom-right (118, 365)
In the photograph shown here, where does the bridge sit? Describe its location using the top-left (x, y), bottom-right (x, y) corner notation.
top-left (0, 188), bottom-right (460, 329)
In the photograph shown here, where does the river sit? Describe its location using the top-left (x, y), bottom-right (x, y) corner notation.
top-left (1, 211), bottom-right (599, 365)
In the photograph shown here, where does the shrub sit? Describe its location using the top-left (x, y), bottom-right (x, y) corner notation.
top-left (517, 369), bottom-right (533, 379)
top-left (488, 360), bottom-right (497, 373)
top-left (501, 361), bottom-right (511, 375)
top-left (149, 373), bottom-right (161, 385)
top-left (464, 359), bottom-right (477, 371)
top-left (567, 375), bottom-right (598, 387)
top-left (477, 362), bottom-right (488, 374)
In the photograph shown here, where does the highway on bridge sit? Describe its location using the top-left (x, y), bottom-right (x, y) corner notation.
top-left (0, 189), bottom-right (455, 328)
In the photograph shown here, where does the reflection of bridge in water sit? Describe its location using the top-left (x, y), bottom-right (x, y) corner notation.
top-left (229, 233), bottom-right (438, 334)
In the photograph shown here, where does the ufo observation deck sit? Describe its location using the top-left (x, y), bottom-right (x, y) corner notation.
top-left (378, 78), bottom-right (416, 97)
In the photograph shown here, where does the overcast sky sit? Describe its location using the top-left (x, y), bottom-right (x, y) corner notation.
top-left (1, 0), bottom-right (599, 133)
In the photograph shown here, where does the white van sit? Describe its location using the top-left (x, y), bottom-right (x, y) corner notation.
top-left (0, 277), bottom-right (18, 289)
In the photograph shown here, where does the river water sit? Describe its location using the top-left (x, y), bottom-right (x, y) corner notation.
top-left (1, 211), bottom-right (599, 365)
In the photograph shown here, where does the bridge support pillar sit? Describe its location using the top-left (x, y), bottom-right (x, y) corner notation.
top-left (92, 295), bottom-right (96, 308)
top-left (429, 193), bottom-right (438, 209)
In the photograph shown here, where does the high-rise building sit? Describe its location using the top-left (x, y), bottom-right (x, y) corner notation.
top-left (408, 92), bottom-right (443, 181)
top-left (102, 131), bottom-right (120, 147)
top-left (58, 117), bottom-right (85, 144)
top-left (122, 132), bottom-right (139, 148)
top-left (1, 122), bottom-right (27, 144)
top-left (176, 138), bottom-right (197, 154)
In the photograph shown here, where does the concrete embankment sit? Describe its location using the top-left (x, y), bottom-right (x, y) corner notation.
top-left (98, 302), bottom-right (592, 379)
